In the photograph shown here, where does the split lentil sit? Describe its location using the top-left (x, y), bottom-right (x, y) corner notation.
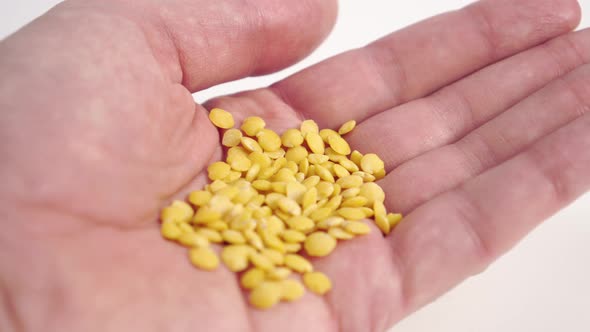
top-left (159, 108), bottom-right (403, 309)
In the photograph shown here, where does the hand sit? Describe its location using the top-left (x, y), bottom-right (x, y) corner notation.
top-left (0, 0), bottom-right (588, 331)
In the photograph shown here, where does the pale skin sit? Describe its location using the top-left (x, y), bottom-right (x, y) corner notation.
top-left (0, 0), bottom-right (589, 331)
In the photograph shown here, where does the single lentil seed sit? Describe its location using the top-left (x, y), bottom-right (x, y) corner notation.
top-left (338, 120), bottom-right (356, 135)
top-left (337, 207), bottom-right (366, 220)
top-left (222, 128), bottom-right (243, 147)
top-left (241, 116), bottom-right (266, 136)
top-left (328, 227), bottom-right (354, 240)
top-left (304, 232), bottom-right (337, 257)
top-left (281, 128), bottom-right (304, 147)
top-left (241, 136), bottom-right (263, 153)
top-left (327, 134), bottom-right (351, 155)
top-left (241, 268), bottom-right (266, 289)
top-left (249, 282), bottom-right (282, 309)
top-left (300, 119), bottom-right (319, 137)
top-left (189, 247), bottom-right (219, 270)
top-left (387, 213), bottom-right (403, 228)
top-left (319, 128), bottom-right (338, 143)
top-left (209, 108), bottom-right (234, 129)
top-left (267, 267), bottom-right (292, 280)
top-left (284, 254), bottom-right (313, 273)
top-left (305, 132), bottom-right (325, 155)
top-left (280, 279), bottom-right (305, 301)
top-left (161, 222), bottom-right (182, 240)
top-left (344, 221), bottom-right (371, 235)
top-left (360, 153), bottom-right (385, 175)
top-left (221, 245), bottom-right (250, 272)
top-left (179, 232), bottom-right (209, 247)
top-left (303, 272), bottom-right (332, 295)
top-left (257, 129), bottom-right (282, 152)
top-left (249, 251), bottom-right (275, 271)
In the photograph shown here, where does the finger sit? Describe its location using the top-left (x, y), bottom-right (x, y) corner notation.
top-left (261, 0), bottom-right (580, 128)
top-left (62, 0), bottom-right (338, 92)
top-left (388, 100), bottom-right (590, 314)
top-left (385, 61), bottom-right (590, 213)
top-left (348, 28), bottom-right (590, 175)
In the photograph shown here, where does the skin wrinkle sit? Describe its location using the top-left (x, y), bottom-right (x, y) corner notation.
top-left (0, 277), bottom-right (24, 332)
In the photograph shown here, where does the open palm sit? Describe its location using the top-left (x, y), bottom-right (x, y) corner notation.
top-left (1, 0), bottom-right (589, 331)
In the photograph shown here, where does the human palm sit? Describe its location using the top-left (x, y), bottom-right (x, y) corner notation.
top-left (1, 0), bottom-right (589, 331)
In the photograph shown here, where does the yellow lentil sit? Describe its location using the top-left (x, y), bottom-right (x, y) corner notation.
top-left (267, 267), bottom-right (292, 280)
top-left (344, 221), bottom-right (371, 235)
top-left (350, 150), bottom-right (363, 166)
top-left (281, 128), bottom-right (304, 147)
top-left (299, 158), bottom-right (310, 175)
top-left (304, 232), bottom-right (337, 257)
top-left (284, 254), bottom-right (313, 273)
top-left (222, 128), bottom-right (243, 147)
top-left (387, 213), bottom-right (403, 228)
top-left (196, 228), bottom-right (223, 243)
top-left (161, 222), bottom-right (182, 240)
top-left (339, 158), bottom-right (359, 172)
top-left (161, 201), bottom-right (193, 223)
top-left (315, 164), bottom-right (334, 182)
top-left (302, 187), bottom-right (318, 209)
top-left (241, 116), bottom-right (266, 136)
top-left (189, 247), bottom-right (219, 271)
top-left (375, 213), bottom-right (390, 235)
top-left (358, 182), bottom-right (385, 205)
top-left (341, 196), bottom-right (369, 208)
top-left (266, 148), bottom-right (286, 159)
top-left (300, 119), bottom-right (319, 137)
top-left (280, 279), bottom-right (305, 302)
top-left (241, 268), bottom-right (266, 290)
top-left (257, 128), bottom-right (282, 152)
top-left (249, 151), bottom-right (272, 168)
top-left (241, 136), bottom-right (263, 153)
top-left (281, 229), bottom-right (307, 243)
top-left (249, 282), bottom-right (282, 309)
top-left (308, 153), bottom-right (330, 164)
top-left (284, 242), bottom-right (302, 253)
top-left (249, 251), bottom-right (274, 271)
top-left (360, 153), bottom-right (385, 175)
top-left (319, 128), bottom-right (338, 143)
top-left (209, 108), bottom-right (234, 129)
top-left (178, 232), bottom-right (209, 247)
top-left (305, 132), bottom-right (325, 155)
top-left (192, 208), bottom-right (222, 224)
top-left (341, 187), bottom-right (361, 199)
top-left (332, 164), bottom-right (350, 178)
top-left (303, 272), bottom-right (332, 295)
top-left (338, 120), bottom-right (356, 135)
top-left (327, 134), bottom-right (351, 155)
top-left (244, 230), bottom-right (264, 250)
top-left (222, 229), bottom-right (247, 244)
top-left (221, 245), bottom-right (250, 272)
top-left (260, 249), bottom-right (284, 265)
top-left (328, 227), bottom-right (354, 240)
top-left (336, 175), bottom-right (363, 188)
top-left (285, 215), bottom-right (315, 233)
top-left (337, 207), bottom-right (366, 220)
top-left (316, 216), bottom-right (344, 230)
top-left (244, 163), bottom-right (260, 182)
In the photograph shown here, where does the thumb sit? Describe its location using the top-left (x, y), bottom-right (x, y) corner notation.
top-left (96, 0), bottom-right (339, 92)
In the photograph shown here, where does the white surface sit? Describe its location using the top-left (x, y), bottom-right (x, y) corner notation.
top-left (1, 1), bottom-right (589, 331)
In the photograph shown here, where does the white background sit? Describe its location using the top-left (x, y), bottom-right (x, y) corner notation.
top-left (1, 1), bottom-right (589, 331)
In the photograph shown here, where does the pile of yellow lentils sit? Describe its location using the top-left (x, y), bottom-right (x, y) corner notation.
top-left (160, 108), bottom-right (402, 309)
